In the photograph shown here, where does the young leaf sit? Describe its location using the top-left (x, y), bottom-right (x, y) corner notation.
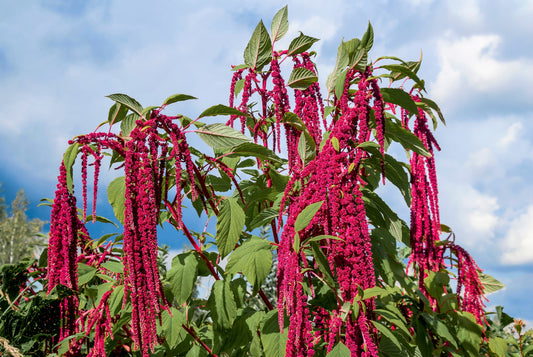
top-left (198, 104), bottom-right (246, 119)
top-left (310, 242), bottom-right (336, 288)
top-left (478, 272), bottom-right (505, 294)
top-left (228, 142), bottom-right (285, 164)
top-left (208, 279), bottom-right (238, 330)
top-left (419, 97), bottom-right (446, 125)
top-left (120, 112), bottom-right (139, 137)
top-left (288, 67), bottom-right (318, 90)
top-left (271, 6), bottom-right (289, 43)
top-left (327, 342), bottom-right (351, 356)
top-left (106, 93), bottom-right (143, 117)
top-left (381, 64), bottom-right (426, 91)
top-left (225, 236), bottom-right (273, 292)
top-left (162, 93), bottom-right (197, 106)
top-left (161, 307), bottom-right (187, 349)
top-left (380, 87), bottom-right (419, 116)
top-left (288, 33), bottom-right (319, 56)
top-left (360, 21), bottom-right (374, 52)
top-left (63, 142), bottom-right (79, 193)
top-left (244, 20), bottom-right (272, 70)
top-left (107, 176), bottom-right (126, 225)
top-left (326, 41), bottom-right (350, 95)
top-left (107, 102), bottom-right (129, 125)
top-left (294, 201), bottom-right (324, 232)
top-left (196, 123), bottom-right (251, 149)
top-left (386, 120), bottom-right (432, 157)
top-left (167, 253), bottom-right (199, 305)
top-left (216, 197), bottom-right (245, 257)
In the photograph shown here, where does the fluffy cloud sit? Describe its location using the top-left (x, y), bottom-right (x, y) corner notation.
top-left (431, 34), bottom-right (533, 113)
top-left (501, 206), bottom-right (533, 265)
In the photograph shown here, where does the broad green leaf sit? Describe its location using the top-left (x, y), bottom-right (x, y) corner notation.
top-left (85, 214), bottom-right (119, 228)
top-left (120, 112), bottom-right (139, 137)
top-left (208, 279), bottom-right (237, 330)
top-left (106, 93), bottom-right (143, 117)
top-left (100, 260), bottom-right (124, 274)
top-left (380, 87), bottom-right (419, 116)
top-left (288, 33), bottom-right (319, 56)
top-left (424, 271), bottom-right (449, 299)
top-left (384, 154), bottom-right (411, 206)
top-left (161, 307), bottom-right (187, 349)
top-left (63, 143), bottom-right (79, 193)
top-left (228, 142), bottom-right (285, 164)
top-left (288, 67), bottom-right (318, 90)
top-left (198, 104), bottom-right (246, 119)
top-left (77, 263), bottom-right (97, 286)
top-left (216, 197), bottom-right (245, 257)
top-left (162, 93), bottom-right (197, 106)
top-left (186, 344), bottom-right (209, 357)
top-left (271, 6), bottom-right (289, 43)
top-left (167, 252), bottom-right (198, 305)
top-left (108, 285), bottom-right (124, 316)
top-left (382, 64), bottom-right (426, 91)
top-left (294, 201), bottom-right (324, 231)
top-left (386, 120), bottom-right (432, 157)
top-left (248, 208), bottom-right (278, 231)
top-left (107, 102), bottom-right (129, 125)
top-left (310, 242), bottom-right (336, 288)
top-left (301, 234), bottom-right (342, 248)
top-left (422, 313), bottom-right (458, 349)
top-left (360, 21), bottom-right (374, 51)
top-left (478, 272), bottom-right (505, 294)
top-left (456, 311), bottom-right (483, 356)
top-left (372, 320), bottom-right (402, 351)
top-left (261, 310), bottom-right (288, 357)
top-left (107, 176), bottom-right (126, 225)
top-left (226, 237), bottom-right (273, 291)
top-left (326, 41), bottom-right (350, 95)
top-left (244, 20), bottom-right (272, 70)
top-left (420, 97), bottom-right (446, 125)
top-left (282, 112), bottom-right (306, 131)
top-left (327, 342), bottom-right (351, 356)
top-left (488, 337), bottom-right (508, 357)
top-left (196, 123), bottom-right (251, 149)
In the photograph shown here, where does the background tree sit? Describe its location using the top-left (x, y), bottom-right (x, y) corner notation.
top-left (0, 188), bottom-right (45, 265)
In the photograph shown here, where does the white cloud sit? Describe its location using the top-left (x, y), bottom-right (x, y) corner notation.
top-left (501, 205), bottom-right (533, 265)
top-left (447, 0), bottom-right (482, 26)
top-left (431, 34), bottom-right (533, 111)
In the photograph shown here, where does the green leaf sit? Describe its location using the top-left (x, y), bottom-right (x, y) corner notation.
top-left (380, 87), bottom-right (419, 117)
top-left (301, 234), bottom-right (342, 248)
top-left (261, 310), bottom-right (288, 357)
top-left (248, 208), bottom-right (279, 231)
top-left (326, 41), bottom-right (350, 95)
top-left (488, 337), bottom-right (507, 357)
top-left (120, 112), bottom-right (139, 137)
top-left (372, 320), bottom-right (402, 351)
top-left (208, 279), bottom-right (237, 330)
top-left (383, 154), bottom-right (411, 206)
top-left (100, 260), bottom-right (124, 274)
top-left (382, 64), bottom-right (426, 91)
top-left (107, 176), bottom-right (126, 225)
top-left (198, 104), bottom-right (246, 119)
top-left (107, 102), bottom-right (129, 125)
top-left (478, 272), bottom-right (505, 294)
top-left (108, 285), bottom-right (124, 315)
top-left (226, 237), bottom-right (273, 292)
top-left (167, 252), bottom-right (198, 305)
top-left (360, 21), bottom-right (374, 51)
top-left (196, 123), bottom-right (251, 149)
top-left (420, 97), bottom-right (446, 125)
top-left (310, 242), bottom-right (336, 288)
top-left (77, 263), bottom-right (97, 286)
top-left (288, 33), bottom-right (319, 56)
top-left (162, 93), bottom-right (197, 106)
top-left (244, 20), bottom-right (272, 70)
top-left (386, 120), bottom-right (432, 157)
top-left (294, 201), bottom-right (324, 231)
top-left (327, 342), bottom-right (351, 356)
top-left (271, 6), bottom-right (289, 43)
top-left (106, 93), bottom-right (143, 117)
top-left (63, 143), bottom-right (79, 193)
top-left (288, 67), bottom-right (318, 90)
top-left (228, 142), bottom-right (285, 164)
top-left (424, 271), bottom-right (449, 299)
top-left (161, 307), bottom-right (187, 349)
top-left (216, 197), bottom-right (245, 258)
top-left (456, 311), bottom-right (483, 356)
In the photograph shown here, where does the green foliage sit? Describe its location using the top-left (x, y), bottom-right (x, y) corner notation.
top-left (0, 7), bottom-right (523, 357)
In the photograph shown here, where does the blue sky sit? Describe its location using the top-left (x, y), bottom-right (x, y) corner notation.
top-left (1, 1), bottom-right (532, 322)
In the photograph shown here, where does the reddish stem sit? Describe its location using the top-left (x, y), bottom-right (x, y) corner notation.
top-left (182, 324), bottom-right (217, 356)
